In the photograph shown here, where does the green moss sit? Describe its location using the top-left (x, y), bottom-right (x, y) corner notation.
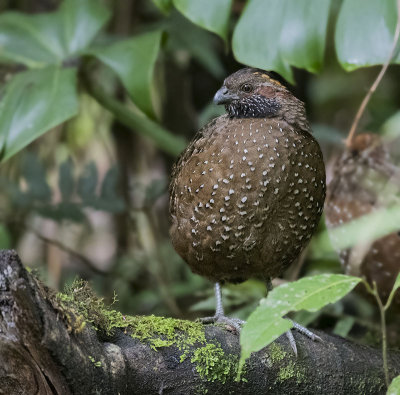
top-left (268, 342), bottom-right (287, 363)
top-left (276, 361), bottom-right (305, 384)
top-left (191, 343), bottom-right (239, 384)
top-left (55, 279), bottom-right (243, 384)
top-left (88, 355), bottom-right (102, 367)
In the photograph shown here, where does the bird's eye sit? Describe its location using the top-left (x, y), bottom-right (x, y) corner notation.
top-left (241, 84), bottom-right (253, 93)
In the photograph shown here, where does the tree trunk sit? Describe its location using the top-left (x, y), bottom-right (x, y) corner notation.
top-left (0, 249), bottom-right (399, 394)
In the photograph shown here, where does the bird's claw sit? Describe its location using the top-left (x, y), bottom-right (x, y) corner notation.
top-left (284, 320), bottom-right (322, 355)
top-left (199, 314), bottom-right (245, 333)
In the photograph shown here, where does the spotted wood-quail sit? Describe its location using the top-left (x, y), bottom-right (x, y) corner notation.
top-left (169, 68), bottom-right (326, 348)
top-left (325, 133), bottom-right (400, 305)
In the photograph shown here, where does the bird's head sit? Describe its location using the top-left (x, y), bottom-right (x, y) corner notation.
top-left (213, 68), bottom-right (301, 121)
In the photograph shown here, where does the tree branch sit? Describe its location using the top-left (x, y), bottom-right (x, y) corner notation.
top-left (1, 249), bottom-right (399, 394)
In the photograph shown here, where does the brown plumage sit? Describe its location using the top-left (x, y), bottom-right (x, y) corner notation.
top-left (169, 68), bottom-right (326, 285)
top-left (325, 133), bottom-right (400, 304)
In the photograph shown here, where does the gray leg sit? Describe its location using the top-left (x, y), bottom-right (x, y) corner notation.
top-left (214, 282), bottom-right (224, 316)
top-left (200, 282), bottom-right (245, 333)
top-left (284, 320), bottom-right (322, 355)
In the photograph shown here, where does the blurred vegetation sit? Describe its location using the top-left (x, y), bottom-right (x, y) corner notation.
top-left (0, 0), bottom-right (400, 353)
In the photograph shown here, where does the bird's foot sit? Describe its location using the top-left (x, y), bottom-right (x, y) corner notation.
top-left (285, 320), bottom-right (322, 356)
top-left (199, 314), bottom-right (245, 334)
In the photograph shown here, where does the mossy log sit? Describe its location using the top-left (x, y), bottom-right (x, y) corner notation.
top-left (1, 249), bottom-right (399, 395)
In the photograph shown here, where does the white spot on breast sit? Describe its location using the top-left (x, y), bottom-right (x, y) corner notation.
top-left (241, 196), bottom-right (248, 203)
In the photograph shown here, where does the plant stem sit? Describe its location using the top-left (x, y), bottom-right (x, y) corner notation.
top-left (373, 282), bottom-right (390, 387)
top-left (82, 70), bottom-right (187, 158)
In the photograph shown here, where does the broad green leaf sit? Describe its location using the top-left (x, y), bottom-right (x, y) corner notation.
top-left (59, 159), bottom-right (75, 202)
top-left (388, 375), bottom-right (400, 395)
top-left (173, 0), bottom-right (232, 41)
top-left (89, 30), bottom-right (163, 117)
top-left (0, 67), bottom-right (78, 162)
top-left (239, 274), bottom-right (360, 370)
top-left (335, 0), bottom-right (400, 71)
top-left (0, 0), bottom-right (110, 67)
top-left (232, 0), bottom-right (331, 82)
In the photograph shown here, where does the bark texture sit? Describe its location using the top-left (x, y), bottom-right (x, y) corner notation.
top-left (0, 249), bottom-right (399, 395)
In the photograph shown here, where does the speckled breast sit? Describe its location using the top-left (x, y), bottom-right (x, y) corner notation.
top-left (170, 115), bottom-right (326, 282)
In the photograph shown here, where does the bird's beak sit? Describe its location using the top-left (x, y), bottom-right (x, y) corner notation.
top-left (213, 86), bottom-right (239, 105)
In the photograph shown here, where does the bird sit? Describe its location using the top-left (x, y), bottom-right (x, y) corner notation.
top-left (169, 68), bottom-right (326, 351)
top-left (325, 133), bottom-right (400, 305)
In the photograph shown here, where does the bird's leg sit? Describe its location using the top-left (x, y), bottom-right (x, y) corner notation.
top-left (200, 282), bottom-right (245, 333)
top-left (266, 279), bottom-right (322, 355)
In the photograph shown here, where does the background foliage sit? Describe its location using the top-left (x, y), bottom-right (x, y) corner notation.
top-left (1, 0), bottom-right (400, 387)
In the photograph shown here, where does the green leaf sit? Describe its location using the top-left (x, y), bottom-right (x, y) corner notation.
top-left (336, 0), bottom-right (400, 71)
top-left (89, 30), bottom-right (163, 117)
top-left (232, 0), bottom-right (331, 82)
top-left (38, 202), bottom-right (85, 223)
top-left (152, 0), bottom-right (173, 15)
top-left (332, 316), bottom-right (355, 337)
top-left (173, 0), bottom-right (232, 41)
top-left (78, 162), bottom-right (98, 201)
top-left (386, 273), bottom-right (400, 309)
top-left (22, 153), bottom-right (51, 202)
top-left (165, 12), bottom-right (225, 79)
top-left (388, 375), bottom-right (400, 395)
top-left (326, 205), bottom-right (400, 252)
top-left (97, 166), bottom-right (125, 213)
top-left (0, 67), bottom-right (78, 162)
top-left (59, 159), bottom-right (75, 202)
top-left (0, 224), bottom-right (11, 249)
top-left (239, 274), bottom-right (361, 370)
top-left (0, 0), bottom-right (110, 67)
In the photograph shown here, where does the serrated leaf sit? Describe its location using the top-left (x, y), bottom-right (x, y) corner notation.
top-left (89, 30), bottom-right (163, 117)
top-left (239, 274), bottom-right (361, 370)
top-left (100, 166), bottom-right (119, 199)
top-left (145, 179), bottom-right (167, 205)
top-left (173, 0), bottom-right (232, 41)
top-left (0, 67), bottom-right (78, 162)
top-left (38, 202), bottom-right (85, 223)
top-left (388, 375), bottom-right (400, 395)
top-left (232, 0), bottom-right (331, 82)
top-left (59, 159), bottom-right (74, 202)
top-left (335, 0), bottom-right (400, 71)
top-left (22, 153), bottom-right (51, 202)
top-left (77, 162), bottom-right (98, 201)
top-left (0, 0), bottom-right (110, 67)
